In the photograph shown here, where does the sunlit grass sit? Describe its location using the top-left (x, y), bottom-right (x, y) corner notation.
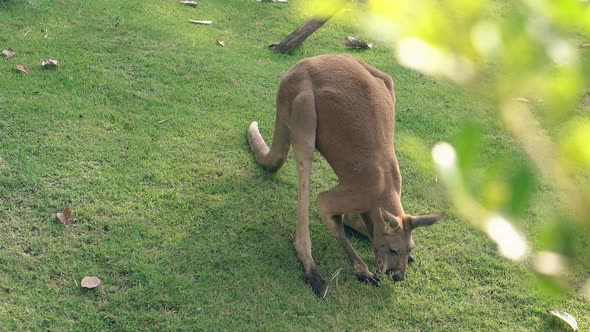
top-left (0, 0), bottom-right (588, 331)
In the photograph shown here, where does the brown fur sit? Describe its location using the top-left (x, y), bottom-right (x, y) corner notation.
top-left (247, 55), bottom-right (444, 297)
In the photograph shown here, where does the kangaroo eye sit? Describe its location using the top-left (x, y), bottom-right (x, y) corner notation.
top-left (389, 248), bottom-right (398, 255)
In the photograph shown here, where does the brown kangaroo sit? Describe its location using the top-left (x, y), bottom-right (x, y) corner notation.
top-left (247, 54), bottom-right (444, 297)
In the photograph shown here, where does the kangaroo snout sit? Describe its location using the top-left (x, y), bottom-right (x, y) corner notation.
top-left (386, 269), bottom-right (405, 282)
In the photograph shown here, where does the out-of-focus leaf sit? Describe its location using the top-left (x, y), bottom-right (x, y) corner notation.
top-left (535, 251), bottom-right (567, 278)
top-left (507, 164), bottom-right (535, 217)
top-left (542, 69), bottom-right (582, 120)
top-left (180, 0), bottom-right (197, 7)
top-left (481, 181), bottom-right (508, 210)
top-left (56, 207), bottom-right (72, 225)
top-left (14, 65), bottom-right (30, 74)
top-left (537, 217), bottom-right (583, 259)
top-left (304, 0), bottom-right (348, 17)
top-left (41, 59), bottom-right (59, 68)
top-left (80, 276), bottom-right (101, 289)
top-left (484, 215), bottom-right (529, 261)
top-left (344, 36), bottom-right (373, 49)
top-left (547, 309), bottom-right (577, 331)
top-left (452, 122), bottom-right (481, 177)
top-left (2, 48), bottom-right (15, 59)
top-left (189, 19), bottom-right (212, 24)
top-left (560, 120), bottom-right (590, 171)
top-left (535, 275), bottom-right (564, 297)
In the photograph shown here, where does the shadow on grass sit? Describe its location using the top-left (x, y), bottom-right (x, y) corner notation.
top-left (159, 167), bottom-right (401, 329)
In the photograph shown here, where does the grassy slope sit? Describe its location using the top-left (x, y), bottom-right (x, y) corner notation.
top-left (0, 0), bottom-right (587, 331)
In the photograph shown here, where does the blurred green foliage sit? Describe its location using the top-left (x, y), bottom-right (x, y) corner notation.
top-left (307, 0), bottom-right (590, 295)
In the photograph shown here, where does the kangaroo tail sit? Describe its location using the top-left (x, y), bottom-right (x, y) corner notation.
top-left (247, 119), bottom-right (291, 172)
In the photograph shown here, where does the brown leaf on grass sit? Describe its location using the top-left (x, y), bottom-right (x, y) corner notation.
top-left (180, 0), bottom-right (198, 7)
top-left (2, 49), bottom-right (16, 59)
top-left (14, 65), bottom-right (30, 74)
top-left (80, 276), bottom-right (101, 289)
top-left (344, 36), bottom-right (374, 49)
top-left (56, 206), bottom-right (72, 225)
top-left (41, 59), bottom-right (59, 68)
top-left (215, 38), bottom-right (225, 47)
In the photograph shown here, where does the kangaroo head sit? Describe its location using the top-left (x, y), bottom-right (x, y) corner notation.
top-left (372, 207), bottom-right (444, 281)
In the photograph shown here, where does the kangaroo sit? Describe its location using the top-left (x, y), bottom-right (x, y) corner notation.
top-left (247, 54), bottom-right (444, 297)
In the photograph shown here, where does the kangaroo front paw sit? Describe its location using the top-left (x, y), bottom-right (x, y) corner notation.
top-left (306, 269), bottom-right (326, 297)
top-left (356, 271), bottom-right (381, 286)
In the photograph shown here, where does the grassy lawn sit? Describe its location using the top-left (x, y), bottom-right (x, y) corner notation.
top-left (0, 0), bottom-right (587, 330)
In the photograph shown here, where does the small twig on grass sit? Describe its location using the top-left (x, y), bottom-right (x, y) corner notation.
top-left (180, 0), bottom-right (198, 7)
top-left (320, 267), bottom-right (343, 301)
top-left (0, 22), bottom-right (24, 28)
top-left (189, 19), bottom-right (212, 25)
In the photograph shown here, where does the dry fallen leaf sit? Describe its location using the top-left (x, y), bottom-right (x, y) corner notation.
top-left (215, 38), bottom-right (225, 47)
top-left (548, 309), bottom-right (578, 331)
top-left (2, 48), bottom-right (15, 59)
top-left (81, 276), bottom-right (101, 289)
top-left (180, 0), bottom-right (198, 6)
top-left (41, 59), bottom-right (59, 68)
top-left (344, 36), bottom-right (374, 49)
top-left (189, 19), bottom-right (212, 25)
top-left (56, 206), bottom-right (72, 225)
top-left (14, 65), bottom-right (30, 74)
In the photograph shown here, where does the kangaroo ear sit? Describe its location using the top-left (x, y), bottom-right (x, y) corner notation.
top-left (410, 212), bottom-right (445, 229)
top-left (379, 206), bottom-right (402, 232)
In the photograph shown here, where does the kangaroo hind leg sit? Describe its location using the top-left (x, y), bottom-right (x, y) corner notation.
top-left (289, 91), bottom-right (326, 297)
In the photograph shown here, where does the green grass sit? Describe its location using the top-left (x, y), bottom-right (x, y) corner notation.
top-left (0, 0), bottom-right (588, 330)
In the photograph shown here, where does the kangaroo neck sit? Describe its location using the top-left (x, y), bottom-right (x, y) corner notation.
top-left (375, 153), bottom-right (405, 216)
